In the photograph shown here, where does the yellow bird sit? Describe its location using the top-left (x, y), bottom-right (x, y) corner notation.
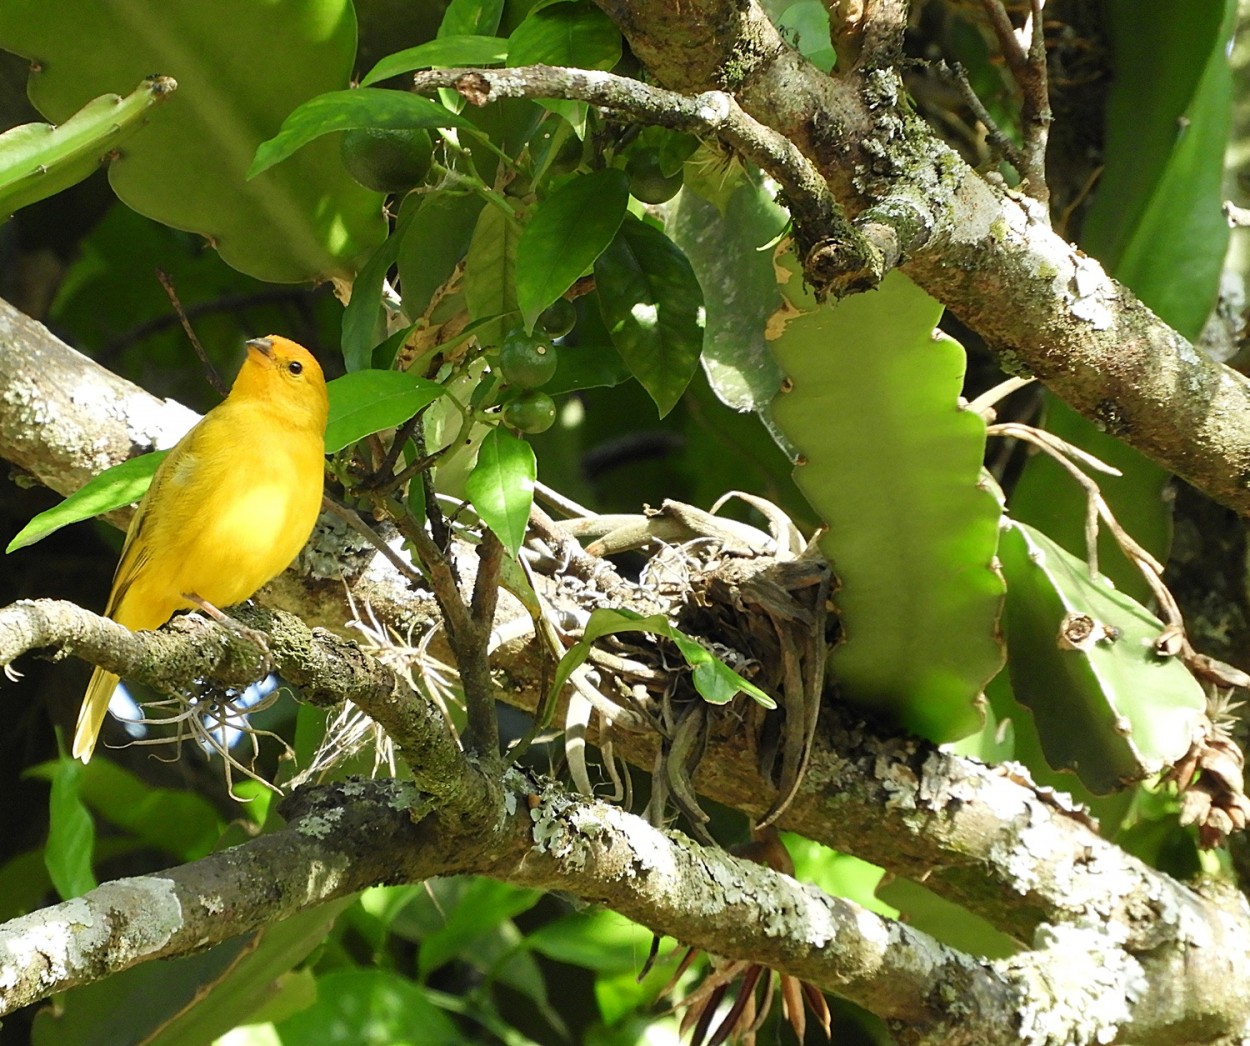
top-left (74, 336), bottom-right (329, 762)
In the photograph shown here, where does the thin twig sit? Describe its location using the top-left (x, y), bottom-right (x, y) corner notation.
top-left (156, 269), bottom-right (227, 395)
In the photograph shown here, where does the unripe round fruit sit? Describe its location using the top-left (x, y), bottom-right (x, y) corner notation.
top-left (502, 390), bottom-right (557, 434)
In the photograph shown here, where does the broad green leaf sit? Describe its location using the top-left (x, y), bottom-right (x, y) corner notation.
top-left (515, 169), bottom-right (629, 332)
top-left (543, 340), bottom-right (633, 395)
top-left (0, 77), bottom-right (174, 220)
top-left (325, 371), bottom-right (446, 453)
top-left (668, 169), bottom-right (788, 410)
top-left (783, 836), bottom-right (896, 918)
top-left (465, 426), bottom-right (536, 557)
top-left (0, 0), bottom-right (385, 283)
top-left (507, 3), bottom-right (621, 70)
top-left (7, 450), bottom-right (167, 553)
top-left (250, 89), bottom-right (471, 178)
top-left (416, 878), bottom-right (541, 979)
top-left (463, 201), bottom-right (521, 347)
top-left (768, 268), bottom-right (1004, 742)
top-left (594, 214), bottom-right (704, 417)
top-left (395, 189), bottom-right (486, 323)
top-left (43, 758), bottom-right (96, 900)
top-left (1083, 0), bottom-right (1233, 327)
top-left (439, 0), bottom-right (505, 37)
top-left (998, 519), bottom-right (1207, 794)
top-left (341, 208), bottom-right (416, 372)
top-left (361, 36), bottom-right (508, 87)
top-left (526, 909), bottom-right (663, 974)
top-left (81, 760), bottom-right (223, 861)
top-left (277, 970), bottom-right (460, 1045)
top-left (876, 877), bottom-right (1018, 960)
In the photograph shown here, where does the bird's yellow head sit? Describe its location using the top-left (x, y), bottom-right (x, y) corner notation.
top-left (231, 335), bottom-right (329, 435)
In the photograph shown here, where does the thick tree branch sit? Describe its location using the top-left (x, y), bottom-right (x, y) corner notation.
top-left (2, 775), bottom-right (1247, 1043)
top-left (7, 592), bottom-right (1250, 1041)
top-left (592, 0), bottom-right (1250, 518)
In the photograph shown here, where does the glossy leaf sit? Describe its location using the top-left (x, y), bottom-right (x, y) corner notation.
top-left (463, 201), bottom-right (520, 347)
top-left (999, 519), bottom-right (1206, 794)
top-left (0, 0), bottom-right (386, 283)
top-left (670, 169), bottom-right (785, 407)
top-left (515, 169), bottom-right (629, 332)
top-left (361, 36), bottom-right (508, 87)
top-left (668, 169), bottom-right (788, 410)
top-left (768, 268), bottom-right (1004, 742)
top-left (395, 190), bottom-right (486, 323)
top-left (324, 371), bottom-right (446, 453)
top-left (341, 208), bottom-right (416, 372)
top-left (0, 76), bottom-right (174, 219)
top-left (6, 450), bottom-right (168, 553)
top-left (250, 89), bottom-right (471, 178)
top-left (43, 758), bottom-right (96, 900)
top-left (276, 969), bottom-right (460, 1045)
top-left (78, 760), bottom-right (223, 861)
top-left (416, 878), bottom-right (541, 979)
top-left (465, 426), bottom-right (536, 558)
top-left (439, 0), bottom-right (505, 37)
top-left (594, 214), bottom-right (704, 417)
top-left (507, 2), bottom-right (621, 70)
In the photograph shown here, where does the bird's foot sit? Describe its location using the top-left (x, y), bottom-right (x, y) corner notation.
top-left (184, 594), bottom-right (272, 677)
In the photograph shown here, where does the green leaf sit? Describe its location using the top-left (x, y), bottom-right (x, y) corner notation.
top-left (667, 169), bottom-right (788, 411)
top-left (395, 189), bottom-right (486, 322)
top-left (250, 89), bottom-right (471, 178)
top-left (767, 268), bottom-right (1004, 743)
top-left (440, 0), bottom-right (505, 37)
top-left (998, 519), bottom-right (1207, 794)
top-left (0, 76), bottom-right (174, 219)
top-left (361, 36), bottom-right (508, 87)
top-left (463, 201), bottom-right (520, 347)
top-left (416, 878), bottom-right (541, 979)
top-left (341, 208), bottom-right (417, 372)
top-left (1008, 1), bottom-right (1233, 606)
top-left (325, 371), bottom-right (446, 453)
top-left (43, 758), bottom-right (96, 900)
top-left (543, 340), bottom-right (632, 395)
top-left (507, 3), bottom-right (621, 70)
top-left (465, 426), bottom-right (536, 558)
top-left (526, 909), bottom-right (662, 974)
top-left (594, 214), bottom-right (704, 417)
top-left (546, 607), bottom-right (775, 714)
top-left (0, 0), bottom-right (386, 283)
top-left (7, 449), bottom-right (167, 553)
top-left (516, 169), bottom-right (629, 332)
top-left (78, 760), bottom-right (224, 861)
top-left (277, 969), bottom-right (461, 1045)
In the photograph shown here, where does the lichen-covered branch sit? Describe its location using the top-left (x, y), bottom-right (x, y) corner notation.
top-left (411, 65), bottom-right (883, 287)
top-left (2, 774), bottom-right (1247, 1043)
top-left (592, 0), bottom-right (1250, 518)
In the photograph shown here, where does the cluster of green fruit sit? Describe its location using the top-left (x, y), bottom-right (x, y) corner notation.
top-left (495, 298), bottom-right (576, 434)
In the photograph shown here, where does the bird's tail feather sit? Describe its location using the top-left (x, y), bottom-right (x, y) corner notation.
top-left (73, 667), bottom-right (119, 763)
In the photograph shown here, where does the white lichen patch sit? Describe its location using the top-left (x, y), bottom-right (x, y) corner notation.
top-left (0, 877), bottom-right (183, 995)
top-left (1065, 255), bottom-right (1117, 331)
top-left (296, 809), bottom-right (343, 839)
top-left (1005, 922), bottom-right (1143, 1046)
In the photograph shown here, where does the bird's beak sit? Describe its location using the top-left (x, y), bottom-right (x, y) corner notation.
top-left (245, 337), bottom-right (274, 359)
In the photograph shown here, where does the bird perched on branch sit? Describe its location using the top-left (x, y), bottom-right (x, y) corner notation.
top-left (74, 335), bottom-right (328, 762)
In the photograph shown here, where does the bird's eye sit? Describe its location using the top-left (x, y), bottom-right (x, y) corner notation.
top-left (288, 360), bottom-right (303, 375)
